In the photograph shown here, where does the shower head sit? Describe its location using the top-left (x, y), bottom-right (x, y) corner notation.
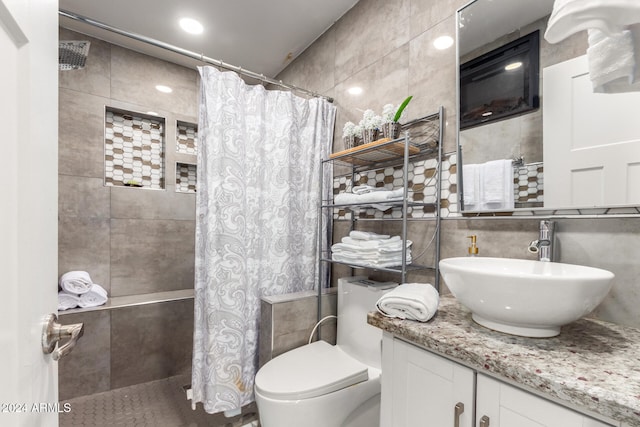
top-left (59, 41), bottom-right (91, 70)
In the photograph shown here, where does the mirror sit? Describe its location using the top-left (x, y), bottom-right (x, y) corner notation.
top-left (456, 0), bottom-right (592, 212)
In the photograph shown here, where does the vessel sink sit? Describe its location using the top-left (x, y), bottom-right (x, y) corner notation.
top-left (439, 257), bottom-right (614, 338)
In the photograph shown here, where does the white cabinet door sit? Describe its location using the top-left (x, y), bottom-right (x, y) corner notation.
top-left (381, 333), bottom-right (475, 427)
top-left (476, 374), bottom-right (614, 427)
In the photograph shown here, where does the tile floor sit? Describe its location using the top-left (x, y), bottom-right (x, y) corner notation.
top-left (59, 375), bottom-right (259, 427)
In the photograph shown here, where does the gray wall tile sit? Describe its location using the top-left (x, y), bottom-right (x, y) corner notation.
top-left (59, 216), bottom-right (111, 292)
top-left (59, 175), bottom-right (111, 219)
top-left (110, 46), bottom-right (199, 117)
top-left (59, 88), bottom-right (109, 179)
top-left (58, 310), bottom-right (111, 400)
top-left (110, 185), bottom-right (195, 220)
top-left (110, 219), bottom-right (195, 296)
top-left (110, 299), bottom-right (194, 389)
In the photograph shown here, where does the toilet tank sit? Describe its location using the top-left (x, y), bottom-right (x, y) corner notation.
top-left (337, 277), bottom-right (397, 369)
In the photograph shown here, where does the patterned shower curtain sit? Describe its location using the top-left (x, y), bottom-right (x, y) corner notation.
top-left (191, 66), bottom-right (335, 414)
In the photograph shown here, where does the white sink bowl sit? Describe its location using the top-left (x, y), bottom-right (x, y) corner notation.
top-left (439, 257), bottom-right (614, 338)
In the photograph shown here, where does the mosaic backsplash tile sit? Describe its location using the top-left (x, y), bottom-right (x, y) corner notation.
top-left (514, 162), bottom-right (543, 207)
top-left (105, 109), bottom-right (165, 189)
top-left (332, 152), bottom-right (458, 219)
top-left (176, 121), bottom-right (198, 155)
top-left (176, 163), bottom-right (197, 193)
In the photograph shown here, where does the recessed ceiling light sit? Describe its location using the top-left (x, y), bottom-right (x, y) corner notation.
top-left (155, 85), bottom-right (173, 93)
top-left (179, 18), bottom-right (203, 35)
top-left (505, 61), bottom-right (523, 71)
top-left (146, 111), bottom-right (159, 116)
top-left (348, 86), bottom-right (363, 95)
top-left (433, 35), bottom-right (454, 50)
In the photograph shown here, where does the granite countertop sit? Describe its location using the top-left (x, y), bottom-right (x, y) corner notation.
top-left (368, 295), bottom-right (640, 426)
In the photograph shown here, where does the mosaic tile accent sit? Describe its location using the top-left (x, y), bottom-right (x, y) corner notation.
top-left (175, 163), bottom-right (197, 193)
top-left (514, 162), bottom-right (544, 207)
top-left (176, 121), bottom-right (198, 155)
top-left (332, 152), bottom-right (458, 219)
top-left (105, 109), bottom-right (165, 189)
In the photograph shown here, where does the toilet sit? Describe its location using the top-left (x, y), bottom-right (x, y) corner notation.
top-left (254, 276), bottom-right (395, 427)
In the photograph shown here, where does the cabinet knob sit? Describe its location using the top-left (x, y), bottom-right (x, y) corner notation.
top-left (454, 402), bottom-right (464, 427)
top-left (479, 415), bottom-right (490, 427)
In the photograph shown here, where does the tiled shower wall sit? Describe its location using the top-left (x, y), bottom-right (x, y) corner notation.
top-left (58, 27), bottom-right (199, 399)
top-left (276, 0), bottom-right (640, 330)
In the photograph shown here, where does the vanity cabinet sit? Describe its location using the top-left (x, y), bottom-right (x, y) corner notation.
top-left (381, 333), bottom-right (616, 427)
top-left (380, 334), bottom-right (474, 427)
top-left (476, 374), bottom-right (612, 427)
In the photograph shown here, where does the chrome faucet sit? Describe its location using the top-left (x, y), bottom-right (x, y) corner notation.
top-left (528, 220), bottom-right (555, 262)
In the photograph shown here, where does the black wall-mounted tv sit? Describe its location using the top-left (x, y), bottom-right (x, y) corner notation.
top-left (459, 30), bottom-right (540, 130)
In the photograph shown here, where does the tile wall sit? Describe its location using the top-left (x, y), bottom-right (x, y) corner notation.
top-left (276, 0), bottom-right (640, 329)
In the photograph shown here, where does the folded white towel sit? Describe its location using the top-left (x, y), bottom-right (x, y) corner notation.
top-left (332, 253), bottom-right (412, 268)
top-left (376, 283), bottom-right (439, 322)
top-left (352, 185), bottom-right (387, 194)
top-left (59, 271), bottom-right (93, 294)
top-left (349, 230), bottom-right (391, 240)
top-left (58, 291), bottom-right (80, 311)
top-left (545, 0), bottom-right (640, 43)
top-left (334, 188), bottom-right (405, 206)
top-left (78, 284), bottom-right (109, 308)
top-left (587, 28), bottom-right (640, 93)
top-left (342, 235), bottom-right (401, 248)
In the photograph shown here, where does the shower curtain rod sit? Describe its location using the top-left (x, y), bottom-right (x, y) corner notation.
top-left (58, 9), bottom-right (333, 103)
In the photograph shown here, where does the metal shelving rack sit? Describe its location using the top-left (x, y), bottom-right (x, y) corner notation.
top-left (316, 107), bottom-right (444, 324)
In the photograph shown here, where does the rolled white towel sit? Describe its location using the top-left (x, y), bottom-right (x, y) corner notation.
top-left (78, 284), bottom-right (109, 308)
top-left (376, 283), bottom-right (439, 322)
top-left (58, 291), bottom-right (80, 311)
top-left (59, 271), bottom-right (93, 294)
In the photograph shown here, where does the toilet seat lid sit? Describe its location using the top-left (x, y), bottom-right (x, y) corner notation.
top-left (255, 340), bottom-right (369, 400)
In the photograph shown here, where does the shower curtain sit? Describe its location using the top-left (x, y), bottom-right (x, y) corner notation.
top-left (191, 66), bottom-right (336, 414)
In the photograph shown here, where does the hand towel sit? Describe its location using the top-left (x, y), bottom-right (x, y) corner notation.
top-left (481, 159), bottom-right (514, 210)
top-left (78, 284), bottom-right (109, 308)
top-left (545, 0), bottom-right (640, 44)
top-left (462, 163), bottom-right (480, 210)
top-left (349, 230), bottom-right (391, 240)
top-left (375, 283), bottom-right (439, 322)
top-left (58, 291), bottom-right (80, 311)
top-left (588, 27), bottom-right (640, 93)
top-left (59, 271), bottom-right (93, 294)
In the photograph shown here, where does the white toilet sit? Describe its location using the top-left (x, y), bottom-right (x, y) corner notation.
top-left (254, 276), bottom-right (394, 427)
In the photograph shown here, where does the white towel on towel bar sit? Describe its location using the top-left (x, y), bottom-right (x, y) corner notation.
top-left (59, 270), bottom-right (93, 294)
top-left (481, 159), bottom-right (514, 210)
top-left (375, 283), bottom-right (439, 322)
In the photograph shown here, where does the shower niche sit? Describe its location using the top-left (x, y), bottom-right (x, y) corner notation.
top-left (176, 120), bottom-right (198, 155)
top-left (176, 162), bottom-right (197, 193)
top-left (104, 107), bottom-right (165, 189)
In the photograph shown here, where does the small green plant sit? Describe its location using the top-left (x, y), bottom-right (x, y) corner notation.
top-left (393, 96), bottom-right (413, 123)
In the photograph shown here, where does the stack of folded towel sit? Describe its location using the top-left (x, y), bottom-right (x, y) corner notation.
top-left (331, 231), bottom-right (412, 268)
top-left (58, 271), bottom-right (109, 310)
top-left (334, 185), bottom-right (405, 211)
top-left (375, 282), bottom-right (439, 322)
